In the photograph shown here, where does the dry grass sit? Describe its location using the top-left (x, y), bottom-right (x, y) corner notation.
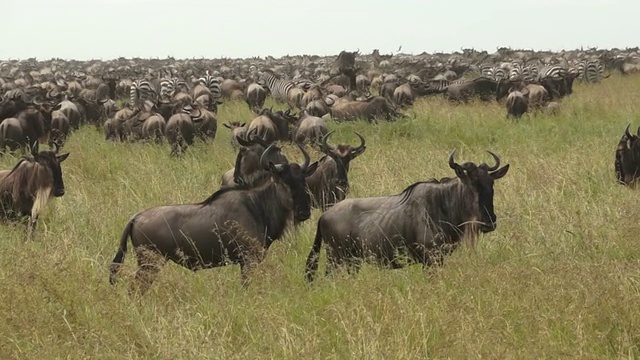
top-left (0, 76), bottom-right (639, 359)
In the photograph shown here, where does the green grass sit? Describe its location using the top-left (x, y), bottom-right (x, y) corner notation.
top-left (1, 76), bottom-right (640, 359)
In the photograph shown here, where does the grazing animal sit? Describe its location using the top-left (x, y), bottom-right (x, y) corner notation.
top-left (0, 142), bottom-right (70, 239)
top-left (223, 121), bottom-right (247, 149)
top-left (305, 150), bottom-right (509, 283)
top-left (505, 90), bottom-right (528, 119)
top-left (330, 96), bottom-right (401, 122)
top-left (306, 131), bottom-right (366, 211)
top-left (293, 112), bottom-right (329, 145)
top-left (615, 124), bottom-right (640, 187)
top-left (49, 110), bottom-right (70, 148)
top-left (109, 144), bottom-right (318, 295)
top-left (245, 83), bottom-right (266, 113)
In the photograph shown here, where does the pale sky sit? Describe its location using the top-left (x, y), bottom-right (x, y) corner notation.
top-left (4, 0), bottom-right (637, 60)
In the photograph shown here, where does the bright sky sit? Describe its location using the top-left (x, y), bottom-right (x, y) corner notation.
top-left (5, 0), bottom-right (638, 60)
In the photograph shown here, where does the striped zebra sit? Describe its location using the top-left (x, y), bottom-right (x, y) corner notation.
top-left (536, 64), bottom-right (568, 81)
top-left (160, 77), bottom-right (190, 99)
top-left (576, 59), bottom-right (605, 83)
top-left (130, 79), bottom-right (158, 106)
top-left (260, 70), bottom-right (296, 103)
top-left (480, 65), bottom-right (509, 81)
top-left (424, 79), bottom-right (467, 93)
top-left (197, 72), bottom-right (222, 101)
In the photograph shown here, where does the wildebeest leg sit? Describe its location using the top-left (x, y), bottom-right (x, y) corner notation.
top-left (26, 214), bottom-right (38, 240)
top-left (130, 246), bottom-right (166, 297)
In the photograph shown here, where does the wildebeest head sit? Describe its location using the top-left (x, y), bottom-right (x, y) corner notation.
top-left (318, 130), bottom-right (366, 187)
top-left (260, 143), bottom-right (318, 221)
top-left (615, 124), bottom-right (640, 187)
top-left (29, 141), bottom-right (70, 197)
top-left (448, 149), bottom-right (509, 233)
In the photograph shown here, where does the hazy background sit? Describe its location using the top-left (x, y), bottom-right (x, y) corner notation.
top-left (5, 0), bottom-right (637, 60)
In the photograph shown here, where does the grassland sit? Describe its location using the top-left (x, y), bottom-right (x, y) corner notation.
top-left (0, 76), bottom-right (639, 359)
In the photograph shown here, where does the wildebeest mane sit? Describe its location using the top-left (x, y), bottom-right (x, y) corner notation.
top-left (398, 177), bottom-right (457, 205)
top-left (199, 171), bottom-right (273, 206)
top-left (0, 157), bottom-right (43, 202)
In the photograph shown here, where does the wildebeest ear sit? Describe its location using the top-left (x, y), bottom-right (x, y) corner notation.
top-left (53, 102), bottom-right (62, 111)
top-left (240, 123), bottom-right (246, 127)
top-left (268, 162), bottom-right (284, 173)
top-left (30, 140), bottom-right (39, 157)
top-left (305, 161), bottom-right (319, 177)
top-left (490, 164), bottom-right (510, 180)
top-left (627, 139), bottom-right (633, 149)
top-left (223, 123), bottom-right (232, 129)
top-left (56, 153), bottom-right (70, 163)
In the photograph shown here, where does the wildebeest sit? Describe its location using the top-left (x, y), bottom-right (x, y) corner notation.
top-left (305, 149), bottom-right (509, 283)
top-left (447, 77), bottom-right (499, 103)
top-left (292, 112), bottom-right (329, 145)
top-left (109, 143), bottom-right (318, 295)
top-left (165, 104), bottom-right (200, 156)
top-left (0, 142), bottom-right (70, 239)
top-left (615, 124), bottom-right (640, 187)
top-left (306, 131), bottom-right (366, 211)
top-left (505, 90), bottom-right (528, 119)
top-left (223, 121), bottom-right (247, 149)
top-left (330, 96), bottom-right (402, 122)
top-left (245, 83), bottom-right (266, 113)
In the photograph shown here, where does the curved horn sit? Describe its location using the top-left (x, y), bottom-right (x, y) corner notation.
top-left (53, 141), bottom-right (60, 154)
top-left (485, 150), bottom-right (500, 171)
top-left (297, 142), bottom-right (310, 171)
top-left (625, 124), bottom-right (633, 139)
top-left (448, 149), bottom-right (458, 169)
top-left (31, 140), bottom-right (39, 157)
top-left (260, 143), bottom-right (278, 170)
top-left (352, 132), bottom-right (366, 153)
top-left (321, 130), bottom-right (336, 152)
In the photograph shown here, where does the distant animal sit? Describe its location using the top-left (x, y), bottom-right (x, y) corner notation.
top-left (505, 90), bottom-right (528, 119)
top-left (306, 131), bottom-right (366, 211)
top-left (0, 142), bottom-right (70, 239)
top-left (305, 149), bottom-right (509, 283)
top-left (615, 124), bottom-right (640, 187)
top-left (292, 112), bottom-right (329, 145)
top-left (109, 143), bottom-right (318, 295)
top-left (223, 121), bottom-right (247, 149)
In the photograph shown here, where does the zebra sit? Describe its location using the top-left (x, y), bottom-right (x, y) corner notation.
top-left (536, 64), bottom-right (568, 81)
top-left (424, 79), bottom-right (467, 93)
top-left (160, 77), bottom-right (190, 99)
top-left (130, 79), bottom-right (158, 106)
top-left (260, 70), bottom-right (296, 103)
top-left (480, 65), bottom-right (509, 81)
top-left (576, 59), bottom-right (605, 83)
top-left (197, 72), bottom-right (222, 101)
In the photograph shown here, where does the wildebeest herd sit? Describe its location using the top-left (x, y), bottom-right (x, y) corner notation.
top-left (0, 46), bottom-right (639, 295)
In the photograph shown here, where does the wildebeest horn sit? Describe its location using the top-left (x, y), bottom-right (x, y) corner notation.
top-left (320, 130), bottom-right (336, 152)
top-left (31, 140), bottom-right (39, 157)
top-left (352, 132), bottom-right (366, 154)
top-left (260, 143), bottom-right (281, 171)
top-left (53, 141), bottom-right (60, 154)
top-left (448, 149), bottom-right (458, 169)
top-left (297, 142), bottom-right (310, 171)
top-left (485, 150), bottom-right (500, 171)
top-left (625, 124), bottom-right (633, 139)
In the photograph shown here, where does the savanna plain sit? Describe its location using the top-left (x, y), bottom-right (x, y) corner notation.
top-left (0, 75), bottom-right (639, 359)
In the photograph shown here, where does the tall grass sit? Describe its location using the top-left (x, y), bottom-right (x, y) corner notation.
top-left (0, 76), bottom-right (639, 359)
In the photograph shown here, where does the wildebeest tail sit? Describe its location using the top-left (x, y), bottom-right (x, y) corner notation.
top-left (109, 218), bottom-right (134, 285)
top-left (305, 221), bottom-right (324, 283)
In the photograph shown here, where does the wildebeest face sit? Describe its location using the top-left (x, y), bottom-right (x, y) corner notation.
top-left (449, 150), bottom-right (509, 233)
top-left (261, 143), bottom-right (318, 222)
top-left (319, 131), bottom-right (366, 189)
top-left (32, 142), bottom-right (70, 197)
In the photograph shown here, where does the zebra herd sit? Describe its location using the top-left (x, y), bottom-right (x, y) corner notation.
top-left (480, 59), bottom-right (607, 84)
top-left (129, 72), bottom-right (223, 107)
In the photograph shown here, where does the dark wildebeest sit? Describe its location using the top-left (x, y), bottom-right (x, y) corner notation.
top-left (292, 112), bottom-right (329, 145)
top-left (306, 131), bottom-right (366, 211)
top-left (505, 90), bottom-right (528, 119)
top-left (615, 124), bottom-right (640, 187)
top-left (223, 121), bottom-right (247, 149)
top-left (305, 149), bottom-right (510, 283)
top-left (109, 143), bottom-right (318, 295)
top-left (447, 77), bottom-right (499, 103)
top-left (0, 142), bottom-right (70, 239)
top-left (330, 96), bottom-right (402, 122)
top-left (220, 129), bottom-right (289, 186)
top-left (330, 50), bottom-right (359, 90)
